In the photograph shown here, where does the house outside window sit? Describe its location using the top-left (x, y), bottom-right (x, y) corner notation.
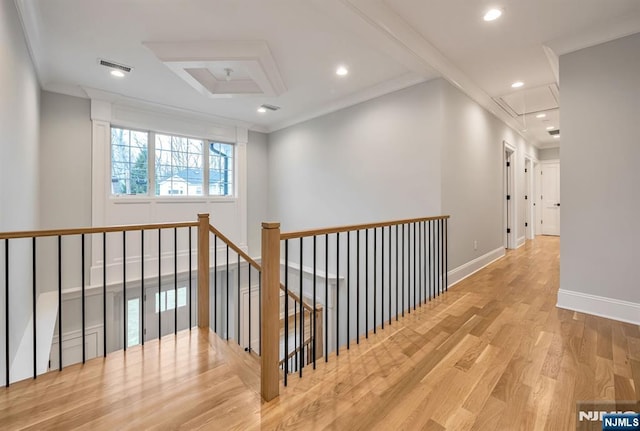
top-left (110, 127), bottom-right (234, 198)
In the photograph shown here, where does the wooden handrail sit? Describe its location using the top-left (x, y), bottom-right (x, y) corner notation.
top-left (280, 215), bottom-right (450, 240)
top-left (209, 225), bottom-right (261, 271)
top-left (0, 221), bottom-right (198, 240)
top-left (279, 336), bottom-right (313, 366)
top-left (280, 283), bottom-right (315, 314)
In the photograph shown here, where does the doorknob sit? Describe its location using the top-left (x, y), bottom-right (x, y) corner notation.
top-left (556, 203), bottom-right (560, 207)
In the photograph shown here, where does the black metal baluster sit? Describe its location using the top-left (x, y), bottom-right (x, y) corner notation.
top-left (81, 234), bottom-right (86, 362)
top-left (420, 221), bottom-right (427, 304)
top-left (258, 271), bottom-right (262, 355)
top-left (4, 239), bottom-right (9, 387)
top-left (336, 232), bottom-right (339, 355)
top-left (395, 225), bottom-right (399, 321)
top-left (81, 232), bottom-right (88, 364)
top-left (414, 223), bottom-right (417, 311)
top-left (356, 230), bottom-right (360, 344)
top-left (373, 228), bottom-right (377, 334)
top-left (174, 228), bottom-right (178, 336)
top-left (103, 232), bottom-right (106, 357)
top-left (429, 221), bottom-right (432, 300)
top-left (300, 237), bottom-right (304, 375)
top-left (346, 232), bottom-right (350, 349)
top-left (158, 229), bottom-right (161, 340)
top-left (381, 227), bottom-right (384, 330)
top-left (401, 224), bottom-right (405, 317)
top-left (237, 251), bottom-right (240, 345)
top-left (324, 234), bottom-right (328, 361)
top-left (388, 226), bottom-right (392, 326)
top-left (284, 239), bottom-right (289, 385)
top-left (436, 220), bottom-right (440, 296)
top-left (226, 244), bottom-right (229, 340)
top-left (292, 290), bottom-right (298, 371)
top-left (418, 222), bottom-right (422, 307)
top-left (32, 237), bottom-right (36, 379)
top-left (445, 218), bottom-right (449, 292)
top-left (365, 229), bottom-right (369, 339)
top-left (58, 236), bottom-right (62, 370)
top-left (188, 227), bottom-right (192, 329)
top-left (214, 236), bottom-right (217, 333)
top-left (141, 230), bottom-right (145, 345)
top-left (248, 262), bottom-right (252, 352)
top-left (441, 219), bottom-right (445, 293)
top-left (123, 231), bottom-right (126, 350)
top-left (313, 235), bottom-right (317, 369)
top-left (438, 219), bottom-right (441, 296)
top-left (407, 224), bottom-right (411, 314)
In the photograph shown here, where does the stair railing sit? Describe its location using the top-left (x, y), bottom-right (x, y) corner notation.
top-left (261, 215), bottom-right (449, 399)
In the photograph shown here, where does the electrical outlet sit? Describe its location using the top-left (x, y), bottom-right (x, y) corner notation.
top-left (473, 240), bottom-right (478, 250)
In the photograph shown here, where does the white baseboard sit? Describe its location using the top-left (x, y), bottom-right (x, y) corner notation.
top-left (557, 289), bottom-right (640, 325)
top-left (517, 236), bottom-right (526, 248)
top-left (447, 247), bottom-right (505, 288)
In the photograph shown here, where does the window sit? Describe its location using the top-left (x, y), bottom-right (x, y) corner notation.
top-left (155, 287), bottom-right (188, 313)
top-left (111, 128), bottom-right (148, 195)
top-left (110, 127), bottom-right (234, 198)
top-left (209, 142), bottom-right (234, 196)
top-left (127, 298), bottom-right (140, 347)
top-left (155, 134), bottom-right (204, 196)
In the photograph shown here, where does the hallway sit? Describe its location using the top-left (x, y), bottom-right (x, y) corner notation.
top-left (1, 237), bottom-right (638, 430)
top-left (263, 236), bottom-right (639, 430)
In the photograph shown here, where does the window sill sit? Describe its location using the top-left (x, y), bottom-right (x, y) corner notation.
top-left (110, 196), bottom-right (237, 204)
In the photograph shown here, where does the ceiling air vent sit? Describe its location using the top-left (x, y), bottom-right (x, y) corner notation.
top-left (98, 58), bottom-right (133, 73)
top-left (260, 104), bottom-right (281, 111)
top-left (548, 129), bottom-right (560, 136)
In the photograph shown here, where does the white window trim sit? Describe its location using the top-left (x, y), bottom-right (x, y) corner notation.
top-left (110, 127), bottom-right (236, 201)
top-left (89, 98), bottom-right (249, 287)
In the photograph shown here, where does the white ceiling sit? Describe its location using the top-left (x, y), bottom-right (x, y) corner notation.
top-left (16, 0), bottom-right (640, 148)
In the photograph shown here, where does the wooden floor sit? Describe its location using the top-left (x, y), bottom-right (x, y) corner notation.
top-left (1, 236), bottom-right (638, 430)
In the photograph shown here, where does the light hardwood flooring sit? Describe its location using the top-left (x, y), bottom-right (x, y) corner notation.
top-left (1, 236), bottom-right (638, 430)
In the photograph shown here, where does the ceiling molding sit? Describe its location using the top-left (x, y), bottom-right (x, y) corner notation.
top-left (13, 0), bottom-right (47, 85)
top-left (268, 72), bottom-right (427, 133)
top-left (341, 0), bottom-right (538, 146)
top-left (546, 14), bottom-right (640, 56)
top-left (81, 86), bottom-right (257, 130)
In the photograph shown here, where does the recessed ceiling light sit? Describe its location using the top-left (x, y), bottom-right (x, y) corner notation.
top-left (546, 126), bottom-right (554, 130)
top-left (110, 70), bottom-right (125, 78)
top-left (257, 107), bottom-right (267, 113)
top-left (536, 113), bottom-right (546, 118)
top-left (336, 66), bottom-right (349, 76)
top-left (511, 81), bottom-right (524, 88)
top-left (483, 9), bottom-right (502, 21)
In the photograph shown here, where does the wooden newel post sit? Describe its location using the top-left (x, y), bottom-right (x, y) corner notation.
top-left (198, 213), bottom-right (210, 329)
top-left (261, 222), bottom-right (281, 401)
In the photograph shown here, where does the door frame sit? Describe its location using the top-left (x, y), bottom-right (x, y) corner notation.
top-left (503, 141), bottom-right (517, 249)
top-left (524, 156), bottom-right (537, 239)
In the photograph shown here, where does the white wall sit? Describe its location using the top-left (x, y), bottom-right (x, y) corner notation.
top-left (268, 80), bottom-right (443, 231)
top-left (0, 0), bottom-right (41, 383)
top-left (269, 78), bottom-right (537, 284)
top-left (247, 131), bottom-right (269, 256)
top-left (440, 80), bottom-right (537, 269)
top-left (39, 91), bottom-right (92, 229)
top-left (558, 33), bottom-right (640, 324)
top-left (538, 147), bottom-right (560, 161)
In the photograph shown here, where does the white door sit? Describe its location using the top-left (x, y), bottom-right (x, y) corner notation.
top-left (541, 162), bottom-right (560, 235)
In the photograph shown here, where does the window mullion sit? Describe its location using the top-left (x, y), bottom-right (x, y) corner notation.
top-left (204, 141), bottom-right (210, 197)
top-left (149, 131), bottom-right (156, 197)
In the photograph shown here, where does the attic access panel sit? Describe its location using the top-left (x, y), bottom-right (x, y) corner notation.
top-left (144, 41), bottom-right (287, 98)
top-left (496, 84), bottom-right (559, 117)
